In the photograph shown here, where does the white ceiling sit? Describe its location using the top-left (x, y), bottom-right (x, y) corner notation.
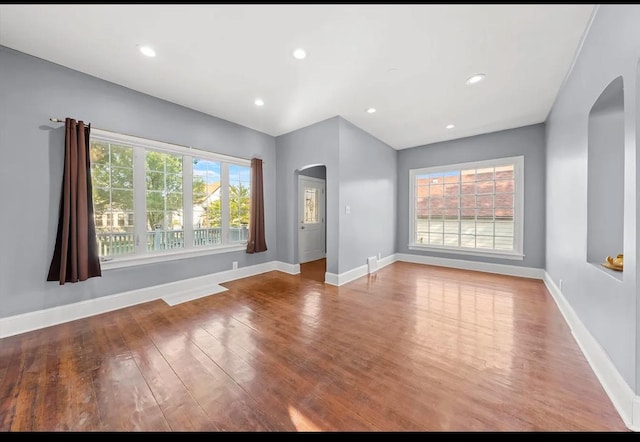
top-left (0, 4), bottom-right (595, 150)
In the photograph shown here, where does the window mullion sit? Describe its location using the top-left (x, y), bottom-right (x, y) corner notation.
top-left (410, 172), bottom-right (417, 245)
top-left (221, 162), bottom-right (230, 245)
top-left (412, 174), bottom-right (417, 244)
top-left (108, 143), bottom-right (113, 248)
top-left (457, 174), bottom-right (461, 247)
top-left (183, 155), bottom-right (193, 249)
top-left (163, 158), bottom-right (167, 223)
top-left (492, 168), bottom-right (497, 250)
top-left (133, 146), bottom-right (147, 255)
top-left (474, 169), bottom-right (478, 249)
top-left (515, 159), bottom-right (524, 254)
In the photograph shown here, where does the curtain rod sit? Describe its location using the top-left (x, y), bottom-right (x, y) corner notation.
top-left (48, 118), bottom-right (263, 164)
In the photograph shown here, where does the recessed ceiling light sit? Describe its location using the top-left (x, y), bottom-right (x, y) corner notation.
top-left (292, 48), bottom-right (307, 60)
top-left (466, 74), bottom-right (485, 85)
top-left (366, 107), bottom-right (376, 114)
top-left (138, 45), bottom-right (156, 58)
top-left (254, 98), bottom-right (264, 106)
top-left (446, 124), bottom-right (455, 129)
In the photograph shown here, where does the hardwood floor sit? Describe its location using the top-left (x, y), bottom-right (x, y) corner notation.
top-left (0, 262), bottom-right (628, 431)
top-left (300, 258), bottom-right (326, 283)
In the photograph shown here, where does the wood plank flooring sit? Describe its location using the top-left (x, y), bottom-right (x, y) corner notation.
top-left (0, 262), bottom-right (629, 431)
top-left (300, 258), bottom-right (326, 283)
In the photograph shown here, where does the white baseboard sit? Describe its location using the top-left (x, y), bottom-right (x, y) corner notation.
top-left (325, 253), bottom-right (397, 286)
top-left (395, 252), bottom-right (544, 279)
top-left (276, 261), bottom-right (301, 275)
top-left (634, 397), bottom-right (640, 431)
top-left (0, 260), bottom-right (283, 339)
top-left (543, 272), bottom-right (638, 431)
top-left (325, 264), bottom-right (368, 286)
top-left (378, 253), bottom-right (397, 269)
top-left (324, 272), bottom-right (339, 286)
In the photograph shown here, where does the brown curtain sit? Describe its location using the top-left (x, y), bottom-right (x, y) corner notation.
top-left (246, 157), bottom-right (267, 254)
top-left (47, 118), bottom-right (102, 284)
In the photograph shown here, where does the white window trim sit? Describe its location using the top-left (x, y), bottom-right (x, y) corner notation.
top-left (91, 129), bottom-right (250, 166)
top-left (91, 129), bottom-right (251, 269)
top-left (100, 244), bottom-right (247, 270)
top-left (408, 155), bottom-right (524, 260)
top-left (407, 244), bottom-right (524, 260)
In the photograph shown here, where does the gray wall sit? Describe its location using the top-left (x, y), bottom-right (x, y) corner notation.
top-left (275, 117), bottom-right (340, 273)
top-left (338, 118), bottom-right (397, 273)
top-left (0, 46), bottom-right (277, 318)
top-left (546, 4), bottom-right (640, 391)
top-left (275, 117), bottom-right (397, 276)
top-left (397, 124), bottom-right (546, 269)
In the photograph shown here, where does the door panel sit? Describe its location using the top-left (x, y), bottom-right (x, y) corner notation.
top-left (299, 177), bottom-right (325, 263)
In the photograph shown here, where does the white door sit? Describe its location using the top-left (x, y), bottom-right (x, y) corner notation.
top-left (298, 176), bottom-right (325, 263)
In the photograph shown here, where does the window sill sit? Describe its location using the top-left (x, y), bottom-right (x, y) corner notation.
top-left (100, 243), bottom-right (248, 270)
top-left (408, 244), bottom-right (524, 261)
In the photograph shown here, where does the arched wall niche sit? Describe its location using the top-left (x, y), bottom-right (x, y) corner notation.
top-left (586, 76), bottom-right (624, 278)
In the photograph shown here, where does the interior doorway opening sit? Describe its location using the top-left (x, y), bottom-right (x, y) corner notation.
top-left (297, 165), bottom-right (326, 282)
top-left (300, 258), bottom-right (326, 283)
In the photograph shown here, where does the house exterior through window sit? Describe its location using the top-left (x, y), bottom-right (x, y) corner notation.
top-left (409, 155), bottom-right (524, 260)
top-left (89, 129), bottom-right (251, 266)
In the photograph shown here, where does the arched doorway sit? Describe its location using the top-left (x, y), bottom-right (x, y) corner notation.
top-left (297, 165), bottom-right (326, 282)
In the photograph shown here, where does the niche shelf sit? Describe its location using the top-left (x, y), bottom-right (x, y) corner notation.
top-left (586, 76), bottom-right (624, 281)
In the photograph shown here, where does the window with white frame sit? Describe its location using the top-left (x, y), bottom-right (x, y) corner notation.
top-left (89, 129), bottom-right (251, 262)
top-left (409, 156), bottom-right (524, 259)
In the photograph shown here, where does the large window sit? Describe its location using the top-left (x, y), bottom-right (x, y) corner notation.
top-left (90, 129), bottom-right (251, 264)
top-left (409, 156), bottom-right (524, 259)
